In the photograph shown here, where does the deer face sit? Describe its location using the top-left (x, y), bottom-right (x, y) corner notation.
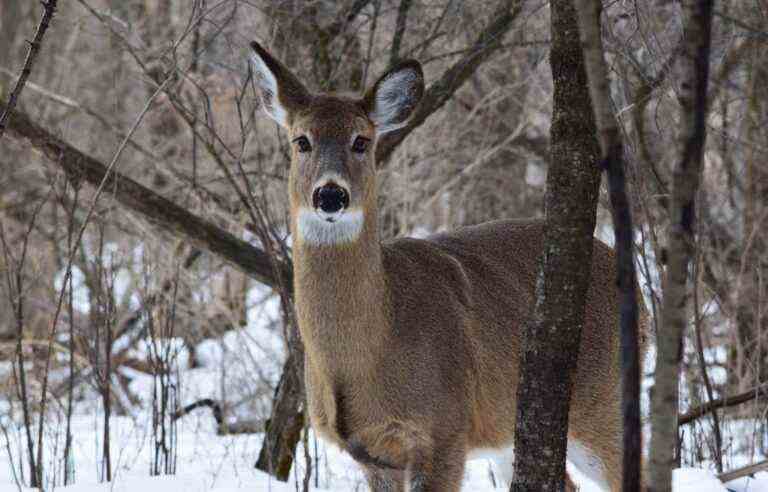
top-left (249, 42), bottom-right (424, 246)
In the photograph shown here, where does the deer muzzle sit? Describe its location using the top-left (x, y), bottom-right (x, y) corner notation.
top-left (312, 182), bottom-right (350, 216)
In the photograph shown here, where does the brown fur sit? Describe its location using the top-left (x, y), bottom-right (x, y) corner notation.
top-left (249, 41), bottom-right (647, 491)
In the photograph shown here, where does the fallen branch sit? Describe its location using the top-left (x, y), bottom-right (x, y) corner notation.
top-left (0, 0), bottom-right (58, 139)
top-left (173, 398), bottom-right (266, 435)
top-left (718, 459), bottom-right (768, 484)
top-left (173, 398), bottom-right (223, 424)
top-left (678, 383), bottom-right (768, 425)
top-left (0, 101), bottom-right (292, 290)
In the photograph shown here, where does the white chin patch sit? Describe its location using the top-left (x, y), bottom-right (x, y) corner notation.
top-left (297, 208), bottom-right (364, 246)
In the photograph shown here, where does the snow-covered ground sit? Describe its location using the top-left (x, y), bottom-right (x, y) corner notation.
top-left (2, 412), bottom-right (767, 492)
top-left (2, 282), bottom-right (767, 491)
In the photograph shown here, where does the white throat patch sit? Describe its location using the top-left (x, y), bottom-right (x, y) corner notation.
top-left (297, 207), bottom-right (364, 246)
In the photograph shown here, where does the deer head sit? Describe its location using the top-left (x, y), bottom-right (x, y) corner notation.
top-left (249, 41), bottom-right (424, 247)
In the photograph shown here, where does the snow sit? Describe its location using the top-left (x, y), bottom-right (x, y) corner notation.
top-left (3, 258), bottom-right (768, 492)
top-left (2, 414), bottom-right (766, 492)
top-left (3, 460), bottom-right (766, 492)
top-left (3, 318), bottom-right (767, 492)
top-left (673, 468), bottom-right (729, 492)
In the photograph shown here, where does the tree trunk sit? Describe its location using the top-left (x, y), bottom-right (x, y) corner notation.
top-left (255, 346), bottom-right (305, 481)
top-left (509, 0), bottom-right (601, 489)
top-left (734, 42), bottom-right (768, 391)
top-left (648, 1), bottom-right (714, 491)
top-left (575, 1), bottom-right (642, 489)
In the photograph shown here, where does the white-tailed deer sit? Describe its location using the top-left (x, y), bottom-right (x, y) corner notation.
top-left (249, 41), bottom-right (645, 491)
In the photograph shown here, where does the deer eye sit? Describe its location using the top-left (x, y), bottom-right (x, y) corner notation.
top-left (293, 136), bottom-right (312, 153)
top-left (352, 136), bottom-right (370, 154)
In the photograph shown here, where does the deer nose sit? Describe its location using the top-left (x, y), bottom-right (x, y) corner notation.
top-left (312, 183), bottom-right (350, 214)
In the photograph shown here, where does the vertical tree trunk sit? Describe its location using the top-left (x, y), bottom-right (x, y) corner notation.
top-left (255, 347), bottom-right (305, 481)
top-left (575, 1), bottom-right (642, 490)
top-left (648, 1), bottom-right (714, 491)
top-left (734, 42), bottom-right (768, 391)
top-left (510, 0), bottom-right (601, 489)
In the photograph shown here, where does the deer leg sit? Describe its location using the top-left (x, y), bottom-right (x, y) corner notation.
top-left (364, 465), bottom-right (404, 492)
top-left (406, 441), bottom-right (466, 492)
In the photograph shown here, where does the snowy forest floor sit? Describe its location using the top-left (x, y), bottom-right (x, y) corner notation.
top-left (2, 291), bottom-right (767, 491)
top-left (2, 414), bottom-right (767, 492)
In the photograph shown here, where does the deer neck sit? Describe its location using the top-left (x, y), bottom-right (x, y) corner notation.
top-left (291, 206), bottom-right (390, 363)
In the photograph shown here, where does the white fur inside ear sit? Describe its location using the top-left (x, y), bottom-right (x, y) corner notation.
top-left (369, 69), bottom-right (418, 135)
top-left (297, 208), bottom-right (364, 246)
top-left (250, 53), bottom-right (288, 127)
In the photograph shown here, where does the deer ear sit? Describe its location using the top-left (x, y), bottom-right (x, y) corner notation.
top-left (249, 41), bottom-right (311, 128)
top-left (362, 60), bottom-right (424, 136)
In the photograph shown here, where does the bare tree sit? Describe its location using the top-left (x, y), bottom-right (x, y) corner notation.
top-left (576, 0), bottom-right (642, 489)
top-left (510, 0), bottom-right (601, 489)
top-left (648, 1), bottom-right (714, 491)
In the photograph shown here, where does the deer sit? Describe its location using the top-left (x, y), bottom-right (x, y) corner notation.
top-left (247, 40), bottom-right (645, 492)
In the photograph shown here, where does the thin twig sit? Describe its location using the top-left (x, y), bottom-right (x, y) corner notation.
top-left (0, 193), bottom-right (50, 488)
top-left (691, 225), bottom-right (723, 472)
top-left (63, 181), bottom-right (80, 486)
top-left (0, 65), bottom-right (161, 162)
top-left (390, 0), bottom-right (413, 66)
top-left (0, 101), bottom-right (289, 288)
top-left (0, 0), bottom-right (58, 139)
top-left (35, 76), bottom-right (175, 476)
top-left (376, 0), bottom-right (524, 167)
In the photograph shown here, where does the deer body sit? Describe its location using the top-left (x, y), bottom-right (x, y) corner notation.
top-left (249, 41), bottom-right (639, 491)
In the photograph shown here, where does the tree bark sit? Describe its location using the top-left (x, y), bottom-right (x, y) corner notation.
top-left (255, 348), bottom-right (305, 481)
top-left (510, 0), bottom-right (601, 489)
top-left (648, 1), bottom-right (714, 491)
top-left (734, 42), bottom-right (768, 390)
top-left (575, 1), bottom-right (642, 490)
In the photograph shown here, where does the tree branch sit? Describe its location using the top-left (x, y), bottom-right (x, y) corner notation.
top-left (678, 383), bottom-right (768, 426)
top-left (326, 0), bottom-right (374, 40)
top-left (0, 0), bottom-right (58, 139)
top-left (376, 0), bottom-right (523, 166)
top-left (717, 459), bottom-right (768, 484)
top-left (0, 101), bottom-right (292, 291)
top-left (390, 0), bottom-right (414, 67)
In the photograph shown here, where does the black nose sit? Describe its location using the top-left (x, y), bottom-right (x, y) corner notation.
top-left (312, 183), bottom-right (349, 214)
